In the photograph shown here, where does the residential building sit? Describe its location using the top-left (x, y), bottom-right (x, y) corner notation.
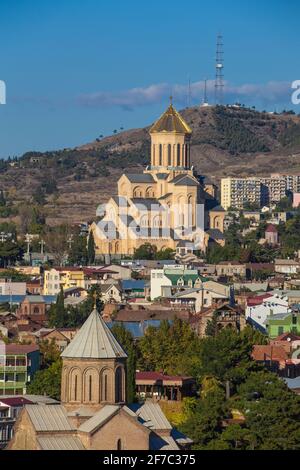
top-left (0, 344), bottom-right (40, 396)
top-left (265, 224), bottom-right (278, 246)
top-left (246, 292), bottom-right (289, 332)
top-left (221, 177), bottom-right (261, 210)
top-left (43, 267), bottom-right (85, 295)
top-left (275, 259), bottom-right (300, 275)
top-left (150, 266), bottom-right (204, 300)
top-left (260, 176), bottom-right (286, 205)
top-left (196, 303), bottom-right (246, 337)
top-left (0, 281), bottom-right (26, 296)
top-left (265, 311), bottom-right (300, 339)
top-left (216, 262), bottom-right (246, 279)
top-left (135, 372), bottom-right (196, 401)
top-left (99, 284), bottom-right (122, 303)
top-left (121, 279), bottom-right (146, 300)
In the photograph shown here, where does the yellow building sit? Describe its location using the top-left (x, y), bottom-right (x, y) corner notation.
top-left (43, 268), bottom-right (85, 295)
top-left (91, 102), bottom-right (205, 257)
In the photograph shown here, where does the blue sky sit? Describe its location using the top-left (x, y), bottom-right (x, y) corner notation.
top-left (0, 0), bottom-right (299, 157)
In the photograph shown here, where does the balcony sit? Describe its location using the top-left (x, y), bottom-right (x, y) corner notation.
top-left (0, 366), bottom-right (27, 373)
top-left (0, 381), bottom-right (26, 390)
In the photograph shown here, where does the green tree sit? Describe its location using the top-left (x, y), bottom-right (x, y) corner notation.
top-left (133, 243), bottom-right (157, 260)
top-left (111, 323), bottom-right (136, 403)
top-left (48, 286), bottom-right (68, 328)
top-left (68, 234), bottom-right (88, 266)
top-left (87, 231), bottom-right (95, 264)
top-left (27, 359), bottom-right (62, 400)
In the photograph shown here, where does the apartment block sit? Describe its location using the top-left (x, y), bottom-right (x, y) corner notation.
top-left (0, 344), bottom-right (40, 396)
top-left (221, 177), bottom-right (261, 210)
top-left (221, 174), bottom-right (300, 210)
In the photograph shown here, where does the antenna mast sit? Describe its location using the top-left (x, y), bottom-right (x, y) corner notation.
top-left (215, 34), bottom-right (224, 105)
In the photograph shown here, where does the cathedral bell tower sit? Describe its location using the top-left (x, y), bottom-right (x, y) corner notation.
top-left (60, 301), bottom-right (127, 412)
top-left (149, 97), bottom-right (192, 172)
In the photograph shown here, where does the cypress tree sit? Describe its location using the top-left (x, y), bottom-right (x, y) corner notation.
top-left (87, 231), bottom-right (95, 265)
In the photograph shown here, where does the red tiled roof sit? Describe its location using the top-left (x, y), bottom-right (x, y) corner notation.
top-left (247, 293), bottom-right (273, 307)
top-left (5, 344), bottom-right (39, 354)
top-left (0, 397), bottom-right (34, 407)
top-left (136, 371), bottom-right (192, 382)
top-left (272, 332), bottom-right (300, 342)
top-left (265, 224), bottom-right (278, 233)
top-left (115, 309), bottom-right (190, 322)
top-left (251, 345), bottom-right (288, 362)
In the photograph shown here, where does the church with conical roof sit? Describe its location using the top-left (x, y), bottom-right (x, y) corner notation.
top-left (8, 305), bottom-right (192, 450)
top-left (90, 101), bottom-right (205, 257)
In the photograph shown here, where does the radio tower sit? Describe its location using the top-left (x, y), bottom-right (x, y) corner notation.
top-left (215, 34), bottom-right (224, 105)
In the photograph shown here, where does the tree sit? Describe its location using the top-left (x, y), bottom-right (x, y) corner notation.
top-left (111, 324), bottom-right (136, 403)
top-left (180, 388), bottom-right (228, 449)
top-left (138, 318), bottom-right (201, 376)
top-left (39, 339), bottom-right (61, 369)
top-left (68, 234), bottom-right (88, 266)
top-left (87, 232), bottom-right (95, 265)
top-left (44, 225), bottom-right (71, 266)
top-left (133, 243), bottom-right (157, 260)
top-left (48, 286), bottom-right (68, 328)
top-left (0, 240), bottom-right (24, 268)
top-left (27, 359), bottom-right (62, 400)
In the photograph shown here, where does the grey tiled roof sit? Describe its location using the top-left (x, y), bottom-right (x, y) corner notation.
top-left (26, 405), bottom-right (75, 432)
top-left (78, 405), bottom-right (120, 433)
top-left (37, 436), bottom-right (85, 450)
top-left (129, 401), bottom-right (172, 430)
top-left (170, 174), bottom-right (198, 186)
top-left (61, 308), bottom-right (127, 359)
top-left (125, 174), bottom-right (155, 183)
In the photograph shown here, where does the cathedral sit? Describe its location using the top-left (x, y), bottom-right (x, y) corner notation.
top-left (7, 304), bottom-right (191, 450)
top-left (90, 101), bottom-right (206, 257)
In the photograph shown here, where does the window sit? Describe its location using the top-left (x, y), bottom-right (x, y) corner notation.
top-left (278, 326), bottom-right (284, 335)
top-left (117, 439), bottom-right (122, 450)
top-left (168, 144), bottom-right (171, 166)
top-left (159, 144), bottom-right (162, 166)
top-left (74, 375), bottom-right (78, 401)
top-left (89, 375), bottom-right (92, 401)
top-left (177, 144), bottom-right (181, 166)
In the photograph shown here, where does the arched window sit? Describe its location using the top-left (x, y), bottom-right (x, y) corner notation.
top-left (115, 367), bottom-right (123, 403)
top-left (33, 306), bottom-right (39, 314)
top-left (168, 144), bottom-right (172, 166)
top-left (89, 375), bottom-right (92, 402)
top-left (159, 144), bottom-right (162, 166)
top-left (74, 375), bottom-right (78, 401)
top-left (117, 439), bottom-right (122, 450)
top-left (101, 371), bottom-right (109, 401)
top-left (177, 144), bottom-right (181, 166)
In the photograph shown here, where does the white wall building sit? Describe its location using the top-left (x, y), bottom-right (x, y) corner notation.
top-left (246, 292), bottom-right (290, 332)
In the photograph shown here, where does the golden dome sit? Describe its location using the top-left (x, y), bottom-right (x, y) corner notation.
top-left (150, 103), bottom-right (192, 135)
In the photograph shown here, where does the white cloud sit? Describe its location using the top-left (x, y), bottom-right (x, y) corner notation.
top-left (78, 79), bottom-right (294, 110)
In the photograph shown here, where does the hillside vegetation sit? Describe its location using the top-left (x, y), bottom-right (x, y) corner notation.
top-left (1, 105), bottom-right (300, 226)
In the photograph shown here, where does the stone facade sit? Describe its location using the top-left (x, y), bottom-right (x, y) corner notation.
top-left (61, 358), bottom-right (126, 412)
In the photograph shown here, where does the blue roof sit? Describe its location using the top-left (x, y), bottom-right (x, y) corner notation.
top-left (0, 295), bottom-right (57, 305)
top-left (284, 377), bottom-right (300, 389)
top-left (107, 320), bottom-right (172, 339)
top-left (121, 280), bottom-right (145, 291)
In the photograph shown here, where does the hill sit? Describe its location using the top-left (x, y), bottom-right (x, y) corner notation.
top-left (1, 105), bottom-right (300, 227)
